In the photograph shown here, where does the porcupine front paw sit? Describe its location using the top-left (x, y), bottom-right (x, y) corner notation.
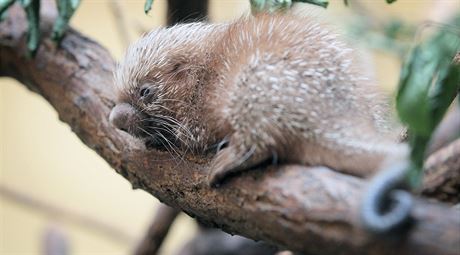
top-left (208, 144), bottom-right (270, 187)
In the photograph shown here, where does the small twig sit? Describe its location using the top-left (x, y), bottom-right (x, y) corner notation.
top-left (0, 184), bottom-right (135, 244)
top-left (134, 204), bottom-right (180, 255)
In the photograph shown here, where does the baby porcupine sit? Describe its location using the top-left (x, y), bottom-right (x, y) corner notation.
top-left (110, 13), bottom-right (408, 186)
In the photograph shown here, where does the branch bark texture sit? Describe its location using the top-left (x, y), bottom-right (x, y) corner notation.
top-left (423, 139), bottom-right (460, 203)
top-left (1, 6), bottom-right (459, 255)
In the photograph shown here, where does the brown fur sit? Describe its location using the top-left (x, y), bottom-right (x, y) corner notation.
top-left (110, 13), bottom-right (407, 186)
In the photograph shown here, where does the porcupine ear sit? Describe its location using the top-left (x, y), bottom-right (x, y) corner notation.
top-left (167, 57), bottom-right (192, 79)
top-left (167, 55), bottom-right (206, 83)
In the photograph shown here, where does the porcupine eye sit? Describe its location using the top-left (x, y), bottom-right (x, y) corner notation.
top-left (140, 86), bottom-right (151, 98)
top-left (139, 84), bottom-right (156, 101)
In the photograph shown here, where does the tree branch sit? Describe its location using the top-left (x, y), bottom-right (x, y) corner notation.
top-left (1, 5), bottom-right (459, 255)
top-left (134, 204), bottom-right (180, 255)
top-left (423, 138), bottom-right (460, 203)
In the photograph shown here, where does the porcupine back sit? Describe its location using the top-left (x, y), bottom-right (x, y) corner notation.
top-left (211, 14), bottom-right (405, 176)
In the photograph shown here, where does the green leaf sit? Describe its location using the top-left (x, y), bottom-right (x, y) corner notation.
top-left (408, 133), bottom-right (429, 169)
top-left (294, 0), bottom-right (329, 8)
top-left (0, 0), bottom-right (14, 17)
top-left (19, 0), bottom-right (32, 6)
top-left (396, 45), bottom-right (436, 136)
top-left (430, 61), bottom-right (460, 127)
top-left (397, 20), bottom-right (460, 136)
top-left (20, 0), bottom-right (40, 56)
top-left (405, 159), bottom-right (422, 188)
top-left (428, 23), bottom-right (460, 127)
top-left (144, 0), bottom-right (153, 14)
top-left (250, 0), bottom-right (292, 14)
top-left (396, 14), bottom-right (460, 188)
top-left (0, 9), bottom-right (7, 21)
top-left (70, 0), bottom-right (79, 9)
top-left (52, 0), bottom-right (81, 42)
top-left (343, 0), bottom-right (394, 7)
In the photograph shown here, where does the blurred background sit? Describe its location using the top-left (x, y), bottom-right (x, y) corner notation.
top-left (1, 0), bottom-right (458, 254)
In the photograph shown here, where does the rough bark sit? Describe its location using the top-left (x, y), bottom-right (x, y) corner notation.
top-left (422, 139), bottom-right (460, 203)
top-left (1, 5), bottom-right (459, 255)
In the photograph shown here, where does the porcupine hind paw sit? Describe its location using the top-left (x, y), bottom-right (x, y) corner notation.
top-left (207, 144), bottom-right (271, 187)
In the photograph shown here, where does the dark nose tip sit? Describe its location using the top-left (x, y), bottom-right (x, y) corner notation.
top-left (109, 103), bottom-right (137, 132)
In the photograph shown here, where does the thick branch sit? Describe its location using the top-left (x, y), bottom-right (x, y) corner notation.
top-left (1, 6), bottom-right (459, 255)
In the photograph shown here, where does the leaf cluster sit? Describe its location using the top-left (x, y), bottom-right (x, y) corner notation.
top-left (0, 0), bottom-right (80, 56)
top-left (396, 15), bottom-right (460, 187)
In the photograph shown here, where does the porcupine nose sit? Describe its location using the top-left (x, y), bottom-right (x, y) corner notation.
top-left (109, 103), bottom-right (137, 133)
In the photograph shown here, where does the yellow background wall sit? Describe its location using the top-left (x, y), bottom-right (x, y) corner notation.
top-left (1, 1), bottom-right (458, 254)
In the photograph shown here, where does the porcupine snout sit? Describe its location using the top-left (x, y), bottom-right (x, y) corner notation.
top-left (109, 103), bottom-right (141, 134)
top-left (109, 103), bottom-right (171, 149)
